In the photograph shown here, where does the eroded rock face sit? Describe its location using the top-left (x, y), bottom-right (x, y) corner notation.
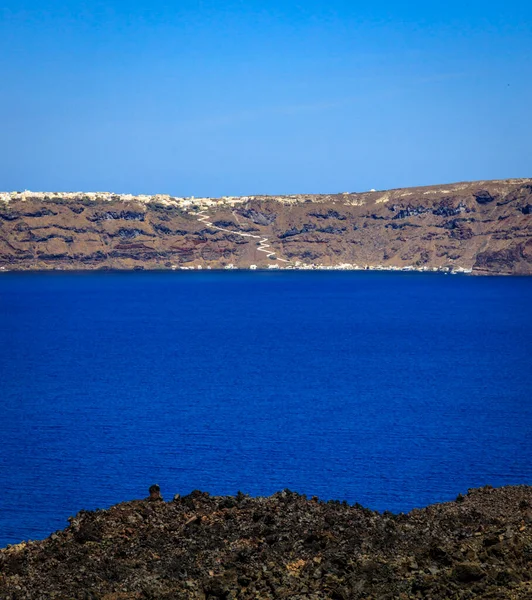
top-left (1, 486), bottom-right (531, 599)
top-left (0, 178), bottom-right (531, 274)
top-left (474, 190), bottom-right (497, 204)
top-left (474, 240), bottom-right (532, 272)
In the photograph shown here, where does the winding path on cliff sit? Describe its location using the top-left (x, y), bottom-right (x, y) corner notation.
top-left (196, 208), bottom-right (291, 264)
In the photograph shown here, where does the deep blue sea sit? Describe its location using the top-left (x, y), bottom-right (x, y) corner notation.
top-left (0, 271), bottom-right (531, 546)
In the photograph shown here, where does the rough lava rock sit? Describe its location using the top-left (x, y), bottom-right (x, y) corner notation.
top-left (1, 485), bottom-right (531, 599)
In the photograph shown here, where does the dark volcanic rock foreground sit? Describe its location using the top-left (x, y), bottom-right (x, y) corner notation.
top-left (1, 178), bottom-right (531, 274)
top-left (1, 486), bottom-right (531, 599)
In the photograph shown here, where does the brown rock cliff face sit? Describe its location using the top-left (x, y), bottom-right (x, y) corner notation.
top-left (1, 179), bottom-right (531, 274)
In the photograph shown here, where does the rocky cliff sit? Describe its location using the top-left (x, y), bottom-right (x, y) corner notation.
top-left (1, 486), bottom-right (531, 599)
top-left (1, 178), bottom-right (531, 274)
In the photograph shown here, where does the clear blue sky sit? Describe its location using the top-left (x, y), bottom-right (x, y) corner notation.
top-left (1, 1), bottom-right (531, 196)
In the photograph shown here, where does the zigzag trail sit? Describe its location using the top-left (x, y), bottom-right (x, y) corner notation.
top-left (196, 209), bottom-right (291, 264)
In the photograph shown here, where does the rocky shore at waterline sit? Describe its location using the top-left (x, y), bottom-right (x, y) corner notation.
top-left (1, 486), bottom-right (531, 599)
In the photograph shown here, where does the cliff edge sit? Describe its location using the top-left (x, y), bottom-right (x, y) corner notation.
top-left (1, 178), bottom-right (531, 274)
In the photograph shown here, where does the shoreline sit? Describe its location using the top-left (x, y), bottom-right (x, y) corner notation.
top-left (0, 265), bottom-right (477, 275)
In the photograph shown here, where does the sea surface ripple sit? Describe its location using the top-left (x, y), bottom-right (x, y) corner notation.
top-left (0, 271), bottom-right (531, 545)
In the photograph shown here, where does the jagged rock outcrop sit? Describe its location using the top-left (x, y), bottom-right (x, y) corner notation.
top-left (0, 178), bottom-right (531, 274)
top-left (1, 486), bottom-right (531, 599)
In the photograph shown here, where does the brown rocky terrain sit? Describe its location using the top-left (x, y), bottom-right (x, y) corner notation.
top-left (0, 178), bottom-right (531, 274)
top-left (1, 486), bottom-right (531, 599)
